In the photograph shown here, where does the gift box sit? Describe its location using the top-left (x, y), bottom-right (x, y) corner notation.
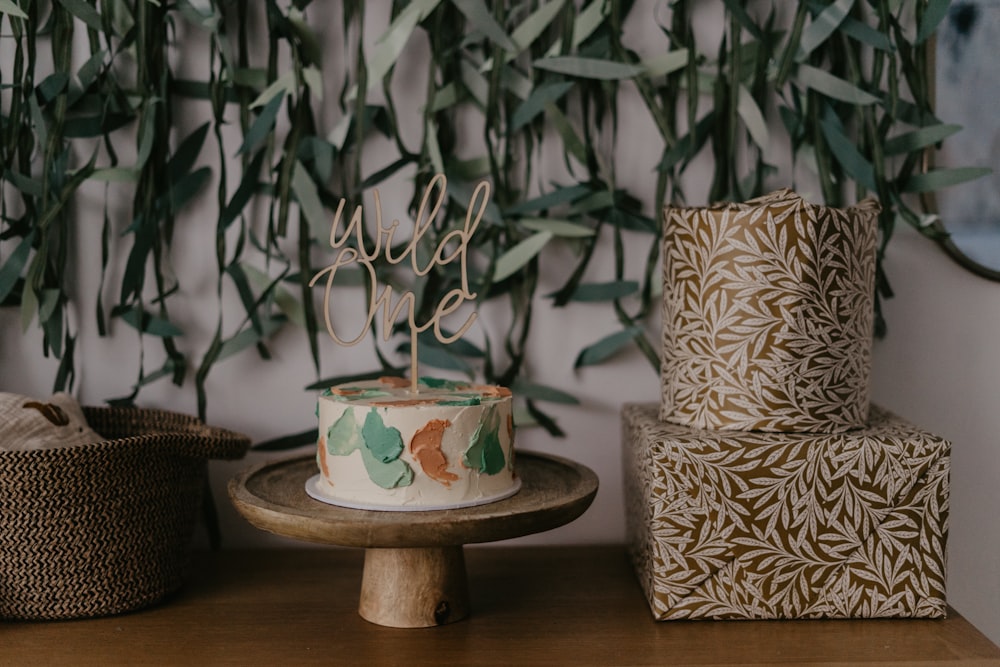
top-left (660, 190), bottom-right (880, 433)
top-left (622, 403), bottom-right (949, 620)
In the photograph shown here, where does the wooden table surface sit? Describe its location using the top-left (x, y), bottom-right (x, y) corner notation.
top-left (5, 546), bottom-right (999, 666)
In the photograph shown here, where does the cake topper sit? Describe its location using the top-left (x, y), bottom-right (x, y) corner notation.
top-left (310, 173), bottom-right (489, 394)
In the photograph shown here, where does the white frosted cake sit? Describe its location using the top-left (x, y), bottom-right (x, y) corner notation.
top-left (308, 376), bottom-right (519, 511)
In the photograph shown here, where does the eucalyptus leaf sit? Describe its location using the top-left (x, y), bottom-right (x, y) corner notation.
top-left (796, 0), bottom-right (854, 62)
top-left (354, 0), bottom-right (442, 100)
top-left (544, 102), bottom-right (588, 164)
top-left (534, 56), bottom-right (645, 80)
top-left (218, 318), bottom-right (285, 362)
top-left (511, 81), bottom-right (574, 131)
top-left (820, 114), bottom-right (877, 191)
top-left (453, 0), bottom-right (518, 52)
top-left (917, 0), bottom-right (952, 44)
top-left (574, 327), bottom-right (640, 368)
top-left (642, 49), bottom-right (689, 78)
top-left (56, 0), bottom-right (105, 33)
top-left (795, 64), bottom-right (880, 105)
top-left (291, 161), bottom-right (327, 242)
top-left (736, 84), bottom-right (768, 150)
top-left (0, 233), bottom-right (34, 305)
top-left (493, 231), bottom-right (554, 282)
top-left (519, 217), bottom-right (595, 238)
top-left (504, 184), bottom-right (589, 215)
top-left (507, 0), bottom-right (565, 58)
top-left (237, 92), bottom-right (283, 156)
top-left (250, 71), bottom-right (295, 109)
top-left (119, 307), bottom-right (185, 338)
top-left (0, 0), bottom-right (28, 19)
top-left (902, 167), bottom-right (992, 193)
top-left (884, 124), bottom-right (961, 155)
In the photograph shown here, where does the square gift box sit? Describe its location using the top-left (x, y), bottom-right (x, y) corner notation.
top-left (622, 403), bottom-right (949, 620)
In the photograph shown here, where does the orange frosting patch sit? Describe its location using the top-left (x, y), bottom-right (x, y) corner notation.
top-left (410, 419), bottom-right (459, 487)
top-left (473, 384), bottom-right (512, 398)
top-left (378, 376), bottom-right (410, 388)
top-left (318, 436), bottom-right (331, 479)
top-left (329, 387), bottom-right (362, 396)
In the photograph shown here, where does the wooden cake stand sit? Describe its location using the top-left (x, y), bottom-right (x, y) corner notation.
top-left (228, 451), bottom-right (598, 628)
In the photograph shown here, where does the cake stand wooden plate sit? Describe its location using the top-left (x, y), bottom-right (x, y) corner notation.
top-left (228, 451), bottom-right (598, 628)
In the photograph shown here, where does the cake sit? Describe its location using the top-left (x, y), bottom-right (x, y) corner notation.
top-left (307, 376), bottom-right (519, 510)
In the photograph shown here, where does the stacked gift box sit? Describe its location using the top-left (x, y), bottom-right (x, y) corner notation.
top-left (623, 190), bottom-right (950, 620)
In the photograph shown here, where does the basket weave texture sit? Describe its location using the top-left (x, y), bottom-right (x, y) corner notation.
top-left (0, 405), bottom-right (250, 620)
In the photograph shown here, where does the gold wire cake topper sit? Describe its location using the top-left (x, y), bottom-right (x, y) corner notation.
top-left (310, 173), bottom-right (489, 394)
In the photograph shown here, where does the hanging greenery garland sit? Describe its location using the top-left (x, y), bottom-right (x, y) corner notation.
top-left (0, 0), bottom-right (977, 443)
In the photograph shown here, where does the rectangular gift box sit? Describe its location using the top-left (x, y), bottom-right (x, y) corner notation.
top-left (622, 403), bottom-right (950, 620)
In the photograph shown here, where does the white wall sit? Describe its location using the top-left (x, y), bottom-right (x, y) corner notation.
top-left (2, 1), bottom-right (998, 646)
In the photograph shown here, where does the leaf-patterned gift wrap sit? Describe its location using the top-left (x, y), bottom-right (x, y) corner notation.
top-left (660, 189), bottom-right (880, 432)
top-left (622, 403), bottom-right (949, 620)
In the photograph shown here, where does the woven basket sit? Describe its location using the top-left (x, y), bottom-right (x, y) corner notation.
top-left (0, 405), bottom-right (250, 620)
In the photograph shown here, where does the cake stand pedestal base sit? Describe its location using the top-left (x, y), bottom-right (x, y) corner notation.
top-left (228, 451), bottom-right (598, 628)
top-left (360, 546), bottom-right (468, 627)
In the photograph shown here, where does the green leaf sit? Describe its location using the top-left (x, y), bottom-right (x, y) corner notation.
top-left (737, 84), bottom-right (768, 150)
top-left (36, 73), bottom-right (69, 103)
top-left (796, 0), bottom-right (855, 62)
top-left (795, 64), bottom-right (879, 105)
top-left (56, 0), bottom-right (105, 33)
top-left (574, 327), bottom-right (640, 368)
top-left (819, 114), bottom-right (877, 191)
top-left (504, 184), bottom-right (589, 215)
top-left (902, 167), bottom-right (992, 193)
top-left (511, 81), bottom-right (574, 131)
top-left (218, 318), bottom-right (285, 361)
top-left (884, 124), bottom-right (961, 156)
top-left (169, 122), bottom-right (210, 183)
top-left (249, 71), bottom-right (295, 109)
top-left (519, 217), bottom-right (595, 237)
top-left (453, 0), bottom-right (518, 52)
top-left (91, 167), bottom-right (140, 183)
top-left (0, 233), bottom-right (33, 305)
top-left (237, 92), bottom-right (283, 156)
top-left (242, 263), bottom-right (307, 329)
top-left (917, 0), bottom-right (951, 44)
top-left (169, 166), bottom-right (212, 213)
top-left (493, 231), bottom-right (554, 282)
top-left (4, 170), bottom-right (43, 197)
top-left (837, 16), bottom-right (893, 51)
top-left (291, 161), bottom-right (327, 242)
top-left (555, 280), bottom-right (638, 302)
top-left (642, 49), bottom-right (689, 77)
top-left (135, 100), bottom-right (160, 170)
top-left (0, 0), bottom-right (28, 19)
top-left (510, 379), bottom-right (579, 405)
top-left (721, 0), bottom-right (763, 39)
top-left (534, 56), bottom-right (645, 80)
top-left (507, 0), bottom-right (565, 57)
top-left (354, 0), bottom-right (442, 100)
top-left (545, 103), bottom-right (587, 164)
top-left (119, 307), bottom-right (184, 338)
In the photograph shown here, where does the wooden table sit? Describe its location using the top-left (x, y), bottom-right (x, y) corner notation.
top-left (5, 546), bottom-right (999, 666)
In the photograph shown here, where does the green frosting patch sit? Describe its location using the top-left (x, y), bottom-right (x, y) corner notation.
top-left (419, 377), bottom-right (467, 391)
top-left (326, 409), bottom-right (360, 455)
top-left (361, 446), bottom-right (414, 489)
top-left (361, 409), bottom-right (404, 463)
top-left (324, 408), bottom-right (413, 489)
top-left (463, 405), bottom-right (506, 475)
top-left (438, 397), bottom-right (481, 406)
